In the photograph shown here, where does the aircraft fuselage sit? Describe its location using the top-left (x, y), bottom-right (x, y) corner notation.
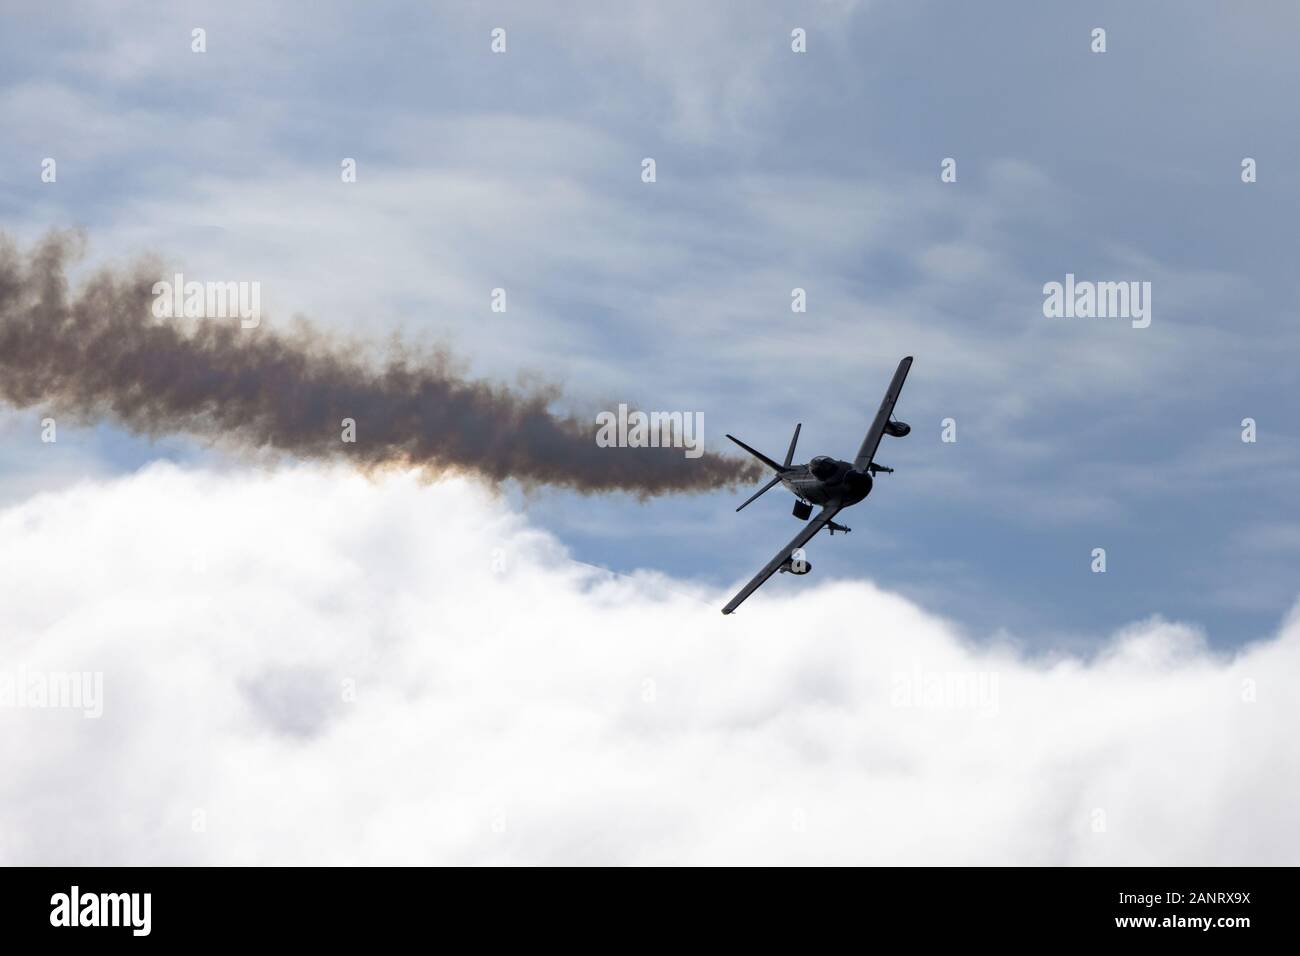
top-left (780, 456), bottom-right (872, 509)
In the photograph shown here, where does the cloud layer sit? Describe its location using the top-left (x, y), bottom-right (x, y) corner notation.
top-left (0, 464), bottom-right (1294, 864)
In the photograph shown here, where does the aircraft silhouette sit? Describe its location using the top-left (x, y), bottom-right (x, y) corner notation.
top-left (722, 356), bottom-right (913, 614)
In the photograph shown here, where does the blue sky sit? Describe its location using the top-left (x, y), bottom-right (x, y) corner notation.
top-left (3, 0), bottom-right (1298, 648)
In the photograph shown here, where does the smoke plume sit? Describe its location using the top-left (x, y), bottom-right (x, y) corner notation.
top-left (0, 232), bottom-right (760, 495)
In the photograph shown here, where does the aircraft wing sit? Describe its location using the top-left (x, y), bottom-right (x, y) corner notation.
top-left (853, 355), bottom-right (914, 470)
top-left (721, 505), bottom-right (842, 614)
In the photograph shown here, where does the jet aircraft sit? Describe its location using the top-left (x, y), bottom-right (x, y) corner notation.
top-left (722, 356), bottom-right (913, 614)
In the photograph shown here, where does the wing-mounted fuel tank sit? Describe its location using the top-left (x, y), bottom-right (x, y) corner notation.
top-left (779, 552), bottom-right (812, 575)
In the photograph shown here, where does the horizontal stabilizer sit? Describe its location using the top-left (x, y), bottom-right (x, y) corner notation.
top-left (736, 474), bottom-right (782, 512)
top-left (726, 434), bottom-right (785, 473)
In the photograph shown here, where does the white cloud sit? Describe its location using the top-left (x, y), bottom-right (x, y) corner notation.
top-left (0, 464), bottom-right (1294, 864)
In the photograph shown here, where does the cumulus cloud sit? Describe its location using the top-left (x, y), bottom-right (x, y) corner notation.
top-left (0, 465), bottom-right (1295, 865)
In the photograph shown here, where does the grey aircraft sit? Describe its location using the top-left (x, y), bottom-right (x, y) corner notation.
top-left (721, 356), bottom-right (913, 614)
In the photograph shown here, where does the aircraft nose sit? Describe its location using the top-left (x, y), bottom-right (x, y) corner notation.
top-left (844, 469), bottom-right (873, 496)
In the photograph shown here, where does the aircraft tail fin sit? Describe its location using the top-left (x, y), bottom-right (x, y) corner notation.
top-left (782, 423), bottom-right (801, 468)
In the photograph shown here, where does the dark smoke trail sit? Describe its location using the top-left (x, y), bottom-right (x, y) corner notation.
top-left (0, 232), bottom-right (761, 495)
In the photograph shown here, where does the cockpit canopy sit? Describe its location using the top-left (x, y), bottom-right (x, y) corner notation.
top-left (809, 456), bottom-right (838, 480)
